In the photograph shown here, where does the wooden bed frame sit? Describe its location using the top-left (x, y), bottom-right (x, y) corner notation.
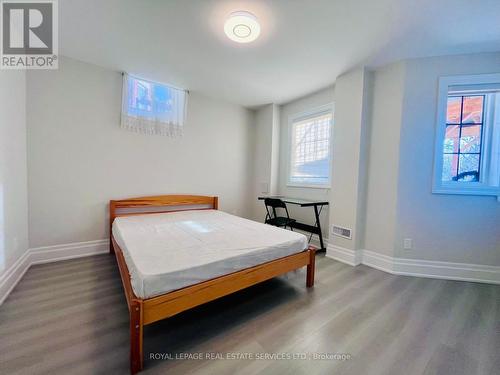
top-left (109, 195), bottom-right (316, 374)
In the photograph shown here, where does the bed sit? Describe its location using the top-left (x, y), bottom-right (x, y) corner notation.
top-left (109, 195), bottom-right (316, 374)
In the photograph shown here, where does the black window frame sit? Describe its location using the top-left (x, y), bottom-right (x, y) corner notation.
top-left (444, 95), bottom-right (485, 182)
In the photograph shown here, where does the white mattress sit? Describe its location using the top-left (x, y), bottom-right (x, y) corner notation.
top-left (112, 209), bottom-right (308, 299)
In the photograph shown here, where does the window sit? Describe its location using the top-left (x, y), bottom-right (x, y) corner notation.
top-left (288, 106), bottom-right (333, 187)
top-left (433, 74), bottom-right (500, 197)
top-left (121, 74), bottom-right (187, 137)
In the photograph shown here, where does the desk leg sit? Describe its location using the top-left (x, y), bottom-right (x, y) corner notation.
top-left (313, 205), bottom-right (325, 251)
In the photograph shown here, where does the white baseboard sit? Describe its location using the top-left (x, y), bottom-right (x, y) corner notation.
top-left (0, 239), bottom-right (109, 305)
top-left (362, 250), bottom-right (395, 273)
top-left (326, 244), bottom-right (362, 266)
top-left (326, 244), bottom-right (500, 284)
top-left (29, 239), bottom-right (109, 265)
top-left (362, 249), bottom-right (500, 284)
top-left (0, 250), bottom-right (31, 305)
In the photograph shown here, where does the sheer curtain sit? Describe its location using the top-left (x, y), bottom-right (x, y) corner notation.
top-left (121, 73), bottom-right (188, 137)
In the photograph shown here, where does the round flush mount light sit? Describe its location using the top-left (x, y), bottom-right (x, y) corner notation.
top-left (224, 11), bottom-right (261, 43)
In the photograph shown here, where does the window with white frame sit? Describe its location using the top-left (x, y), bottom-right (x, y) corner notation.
top-left (433, 74), bottom-right (500, 197)
top-left (288, 106), bottom-right (333, 187)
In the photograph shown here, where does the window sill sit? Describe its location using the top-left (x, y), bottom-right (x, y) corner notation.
top-left (286, 183), bottom-right (331, 189)
top-left (432, 185), bottom-right (500, 199)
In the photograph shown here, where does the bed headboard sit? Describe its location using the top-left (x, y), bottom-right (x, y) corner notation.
top-left (109, 195), bottom-right (218, 230)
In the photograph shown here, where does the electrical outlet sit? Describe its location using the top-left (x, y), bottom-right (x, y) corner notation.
top-left (403, 238), bottom-right (412, 250)
top-left (260, 182), bottom-right (269, 194)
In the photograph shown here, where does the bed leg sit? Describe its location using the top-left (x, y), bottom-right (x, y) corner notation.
top-left (130, 300), bottom-right (143, 374)
top-left (110, 201), bottom-right (116, 254)
top-left (306, 247), bottom-right (316, 288)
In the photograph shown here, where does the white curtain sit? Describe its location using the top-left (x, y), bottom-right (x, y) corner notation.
top-left (121, 73), bottom-right (188, 137)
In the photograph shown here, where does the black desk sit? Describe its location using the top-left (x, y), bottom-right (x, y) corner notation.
top-left (258, 196), bottom-right (329, 252)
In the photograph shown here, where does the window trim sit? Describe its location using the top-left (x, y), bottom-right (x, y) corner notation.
top-left (286, 104), bottom-right (334, 189)
top-left (432, 74), bottom-right (500, 197)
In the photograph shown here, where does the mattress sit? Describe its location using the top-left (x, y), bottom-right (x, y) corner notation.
top-left (112, 209), bottom-right (308, 299)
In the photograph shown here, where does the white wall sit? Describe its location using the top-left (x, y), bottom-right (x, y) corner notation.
top-left (277, 86), bottom-right (334, 238)
top-left (0, 70), bottom-right (29, 275)
top-left (26, 57), bottom-right (255, 248)
top-left (394, 53), bottom-right (500, 265)
top-left (270, 104), bottom-right (281, 196)
top-left (329, 68), bottom-right (371, 251)
top-left (363, 62), bottom-right (406, 256)
top-left (252, 104), bottom-right (281, 221)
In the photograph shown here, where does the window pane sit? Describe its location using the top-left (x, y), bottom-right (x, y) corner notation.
top-left (444, 125), bottom-right (460, 153)
top-left (459, 125), bottom-right (482, 153)
top-left (129, 79), bottom-right (153, 112)
top-left (446, 96), bottom-right (461, 124)
top-left (153, 84), bottom-right (173, 113)
top-left (127, 76), bottom-right (175, 117)
top-left (462, 96), bottom-right (483, 124)
top-left (442, 154), bottom-right (458, 181)
top-left (290, 112), bottom-right (332, 185)
top-left (457, 154), bottom-right (480, 181)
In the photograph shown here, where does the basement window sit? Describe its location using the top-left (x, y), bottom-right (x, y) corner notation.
top-left (433, 74), bottom-right (500, 197)
top-left (121, 73), bottom-right (188, 137)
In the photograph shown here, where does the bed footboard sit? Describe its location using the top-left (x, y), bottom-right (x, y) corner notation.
top-left (141, 246), bottom-right (316, 325)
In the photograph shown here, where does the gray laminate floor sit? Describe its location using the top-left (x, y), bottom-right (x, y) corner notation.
top-left (0, 254), bottom-right (498, 375)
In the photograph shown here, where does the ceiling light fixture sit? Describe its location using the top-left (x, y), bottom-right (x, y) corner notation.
top-left (224, 11), bottom-right (261, 43)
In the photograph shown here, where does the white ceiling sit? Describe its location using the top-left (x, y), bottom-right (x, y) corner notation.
top-left (60, 0), bottom-right (500, 108)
